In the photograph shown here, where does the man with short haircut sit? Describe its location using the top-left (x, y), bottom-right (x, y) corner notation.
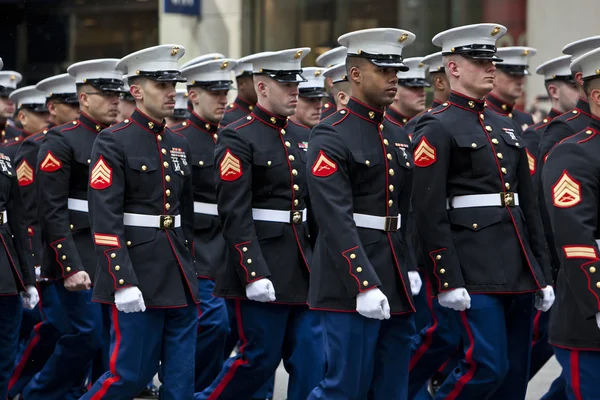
top-left (165, 88), bottom-right (190, 127)
top-left (3, 87), bottom-right (49, 157)
top-left (322, 63), bottom-right (351, 112)
top-left (0, 71), bottom-right (23, 141)
top-left (290, 67), bottom-right (327, 129)
top-left (221, 54), bottom-right (258, 127)
top-left (316, 46), bottom-right (347, 120)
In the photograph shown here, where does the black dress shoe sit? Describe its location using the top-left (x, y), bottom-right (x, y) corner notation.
top-left (137, 386), bottom-right (159, 399)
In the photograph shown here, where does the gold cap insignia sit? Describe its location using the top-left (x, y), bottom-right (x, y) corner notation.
top-left (418, 62), bottom-right (424, 68)
top-left (450, 47), bottom-right (455, 53)
top-left (357, 49), bottom-right (362, 55)
top-left (171, 46), bottom-right (180, 56)
top-left (221, 61), bottom-right (229, 69)
top-left (314, 70), bottom-right (322, 76)
top-left (491, 26), bottom-right (501, 36)
top-left (596, 69), bottom-right (600, 75)
top-left (398, 33), bottom-right (409, 43)
top-left (10, 75), bottom-right (16, 81)
top-left (522, 49), bottom-right (529, 56)
top-left (294, 50), bottom-right (303, 59)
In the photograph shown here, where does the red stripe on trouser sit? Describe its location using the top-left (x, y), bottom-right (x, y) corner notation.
top-left (8, 323), bottom-right (42, 389)
top-left (531, 310), bottom-right (542, 346)
top-left (570, 350), bottom-right (582, 400)
top-left (197, 303), bottom-right (203, 334)
top-left (445, 311), bottom-right (477, 400)
top-left (207, 299), bottom-right (249, 400)
top-left (409, 274), bottom-right (438, 371)
top-left (91, 306), bottom-right (123, 399)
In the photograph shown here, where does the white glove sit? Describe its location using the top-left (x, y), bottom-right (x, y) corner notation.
top-left (245, 278), bottom-right (276, 302)
top-left (408, 271), bottom-right (422, 296)
top-left (535, 286), bottom-right (555, 312)
top-left (596, 312), bottom-right (600, 331)
top-left (20, 285), bottom-right (39, 310)
top-left (356, 288), bottom-right (391, 320)
top-left (114, 286), bottom-right (146, 313)
top-left (438, 288), bottom-right (471, 311)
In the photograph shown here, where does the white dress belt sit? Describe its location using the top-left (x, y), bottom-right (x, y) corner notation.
top-left (123, 213), bottom-right (181, 229)
top-left (252, 208), bottom-right (307, 224)
top-left (354, 213), bottom-right (401, 232)
top-left (194, 202), bottom-right (218, 216)
top-left (68, 198), bottom-right (89, 212)
top-left (0, 210), bottom-right (7, 224)
top-left (596, 239), bottom-right (600, 250)
top-left (447, 193), bottom-right (520, 209)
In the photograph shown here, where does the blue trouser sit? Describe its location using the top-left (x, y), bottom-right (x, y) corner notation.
top-left (308, 311), bottom-right (415, 400)
top-left (196, 300), bottom-right (324, 400)
top-left (9, 282), bottom-right (69, 397)
top-left (532, 310), bottom-right (568, 400)
top-left (434, 293), bottom-right (535, 400)
top-left (82, 296), bottom-right (198, 400)
top-left (554, 347), bottom-right (600, 400)
top-left (541, 370), bottom-right (568, 400)
top-left (23, 284), bottom-right (105, 400)
top-left (195, 278), bottom-right (229, 392)
top-left (0, 294), bottom-right (22, 400)
top-left (408, 297), bottom-right (461, 399)
top-left (413, 271), bottom-right (433, 333)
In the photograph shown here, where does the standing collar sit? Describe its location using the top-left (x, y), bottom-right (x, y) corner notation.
top-left (590, 114), bottom-right (600, 132)
top-left (346, 97), bottom-right (385, 124)
top-left (546, 108), bottom-right (561, 121)
top-left (79, 113), bottom-right (108, 133)
top-left (448, 91), bottom-right (485, 113)
top-left (131, 108), bottom-right (166, 134)
top-left (385, 106), bottom-right (410, 126)
top-left (576, 97), bottom-right (591, 116)
top-left (252, 104), bottom-right (288, 129)
top-left (486, 93), bottom-right (514, 114)
top-left (189, 111), bottom-right (219, 134)
top-left (431, 99), bottom-right (446, 108)
top-left (234, 96), bottom-right (254, 113)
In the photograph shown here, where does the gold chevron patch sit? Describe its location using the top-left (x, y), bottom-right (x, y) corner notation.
top-left (40, 151), bottom-right (62, 172)
top-left (17, 160), bottom-right (34, 186)
top-left (220, 149), bottom-right (242, 181)
top-left (90, 156), bottom-right (113, 190)
top-left (552, 170), bottom-right (581, 208)
top-left (526, 148), bottom-right (536, 176)
top-left (312, 150), bottom-right (337, 177)
top-left (413, 136), bottom-right (436, 167)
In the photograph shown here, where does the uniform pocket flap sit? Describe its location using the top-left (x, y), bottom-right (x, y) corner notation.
top-left (127, 157), bottom-right (159, 172)
top-left (448, 208), bottom-right (502, 231)
top-left (191, 153), bottom-right (214, 168)
top-left (350, 150), bottom-right (381, 166)
top-left (253, 153), bottom-right (285, 167)
top-left (255, 221), bottom-right (285, 240)
top-left (123, 226), bottom-right (158, 247)
top-left (454, 135), bottom-right (488, 150)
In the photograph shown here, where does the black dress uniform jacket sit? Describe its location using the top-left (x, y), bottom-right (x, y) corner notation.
top-left (487, 93), bottom-right (534, 129)
top-left (412, 91), bottom-right (551, 295)
top-left (320, 97), bottom-right (336, 120)
top-left (88, 109), bottom-right (199, 307)
top-left (0, 150), bottom-right (35, 293)
top-left (306, 97), bottom-right (415, 314)
top-left (220, 96), bottom-right (254, 127)
top-left (171, 111), bottom-right (226, 279)
top-left (2, 125), bottom-right (24, 143)
top-left (36, 114), bottom-right (105, 281)
top-left (213, 104), bottom-right (311, 303)
top-left (521, 108), bottom-right (561, 182)
top-left (385, 106), bottom-right (410, 128)
top-left (403, 100), bottom-right (445, 137)
top-left (542, 117), bottom-right (600, 349)
top-left (14, 129), bottom-right (48, 271)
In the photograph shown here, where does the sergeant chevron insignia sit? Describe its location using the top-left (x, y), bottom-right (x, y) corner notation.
top-left (526, 148), bottom-right (536, 176)
top-left (552, 170), bottom-right (581, 208)
top-left (413, 136), bottom-right (436, 167)
top-left (312, 150), bottom-right (337, 177)
top-left (40, 151), bottom-right (62, 172)
top-left (220, 149), bottom-right (242, 181)
top-left (90, 156), bottom-right (113, 190)
top-left (17, 159), bottom-right (34, 186)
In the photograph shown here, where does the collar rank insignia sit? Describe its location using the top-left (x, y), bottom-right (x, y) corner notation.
top-left (552, 170), bottom-right (581, 208)
top-left (40, 151), bottom-right (62, 172)
top-left (220, 149), bottom-right (242, 181)
top-left (17, 160), bottom-right (34, 186)
top-left (90, 156), bottom-right (113, 190)
top-left (413, 136), bottom-right (436, 167)
top-left (312, 150), bottom-right (337, 177)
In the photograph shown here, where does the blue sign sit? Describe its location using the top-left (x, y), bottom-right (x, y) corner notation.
top-left (164, 0), bottom-right (201, 16)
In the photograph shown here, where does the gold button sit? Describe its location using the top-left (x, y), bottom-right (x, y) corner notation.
top-left (165, 203), bottom-right (171, 210)
top-left (285, 141), bottom-right (291, 148)
top-left (389, 169), bottom-right (395, 176)
top-left (497, 153), bottom-right (503, 160)
top-left (163, 161), bottom-right (169, 168)
top-left (479, 114), bottom-right (484, 120)
top-left (294, 184), bottom-right (299, 191)
top-left (471, 143), bottom-right (477, 148)
top-left (70, 224), bottom-right (74, 230)
top-left (280, 129), bottom-right (286, 135)
top-left (502, 104), bottom-right (508, 111)
top-left (246, 116), bottom-right (252, 120)
top-left (166, 189), bottom-right (171, 196)
top-left (379, 124), bottom-right (384, 130)
top-left (294, 199), bottom-right (299, 206)
top-left (247, 259), bottom-right (252, 264)
top-left (157, 135), bottom-right (162, 141)
top-left (468, 101), bottom-right (474, 108)
top-left (289, 155), bottom-right (295, 161)
top-left (388, 200), bottom-right (393, 207)
top-left (66, 267), bottom-right (71, 272)
top-left (199, 161), bottom-right (204, 166)
top-left (57, 244), bottom-right (63, 249)
top-left (350, 254), bottom-right (356, 259)
top-left (165, 175), bottom-right (171, 182)
top-left (87, 159), bottom-right (91, 164)
top-left (292, 169), bottom-right (298, 176)
top-left (142, 165), bottom-right (147, 171)
top-left (444, 282), bottom-right (449, 288)
top-left (242, 247), bottom-right (248, 252)
top-left (492, 138), bottom-right (499, 144)
top-left (204, 123), bottom-right (210, 130)
top-left (267, 161), bottom-right (272, 166)
top-left (363, 280), bottom-right (369, 286)
top-left (270, 117), bottom-right (277, 124)
top-left (162, 149), bottom-right (167, 155)
top-left (62, 255), bottom-right (67, 260)
top-left (251, 272), bottom-right (256, 277)
top-left (365, 160), bottom-right (371, 166)
top-left (126, 241), bottom-right (132, 246)
top-left (115, 265), bottom-right (120, 271)
top-left (572, 110), bottom-right (578, 114)
top-left (368, 111), bottom-right (375, 119)
top-left (440, 268), bottom-right (446, 274)
top-left (508, 113), bottom-right (513, 118)
top-left (485, 126), bottom-right (492, 132)
top-left (436, 255), bottom-right (442, 260)
top-left (501, 167), bottom-right (507, 174)
top-left (356, 267), bottom-right (363, 273)
top-left (590, 266), bottom-right (596, 273)
top-left (515, 142), bottom-right (520, 147)
top-left (213, 134), bottom-right (218, 140)
top-left (406, 162), bottom-right (410, 167)
top-left (387, 153), bottom-right (392, 160)
top-left (505, 182), bottom-right (510, 190)
top-left (596, 281), bottom-right (600, 288)
top-left (119, 279), bottom-right (124, 285)
top-left (472, 223), bottom-right (478, 229)
top-left (384, 139), bottom-right (389, 146)
top-left (389, 184), bottom-right (394, 192)
top-left (442, 102), bottom-right (448, 106)
top-left (111, 253), bottom-right (116, 259)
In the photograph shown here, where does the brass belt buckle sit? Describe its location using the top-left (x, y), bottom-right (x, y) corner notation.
top-left (384, 216), bottom-right (399, 232)
top-left (0, 212), bottom-right (4, 225)
top-left (500, 192), bottom-right (515, 207)
top-left (160, 215), bottom-right (175, 230)
top-left (290, 210), bottom-right (303, 224)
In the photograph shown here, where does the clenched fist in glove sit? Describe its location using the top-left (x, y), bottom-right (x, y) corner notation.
top-left (438, 288), bottom-right (471, 311)
top-left (535, 286), bottom-right (555, 312)
top-left (356, 288), bottom-right (391, 320)
top-left (20, 285), bottom-right (39, 310)
top-left (115, 286), bottom-right (146, 313)
top-left (246, 278), bottom-right (276, 302)
top-left (408, 271), bottom-right (422, 296)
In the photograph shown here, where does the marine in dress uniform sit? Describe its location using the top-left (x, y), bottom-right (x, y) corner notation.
top-left (486, 46), bottom-right (537, 129)
top-left (173, 57), bottom-right (237, 392)
top-left (322, 62), bottom-right (352, 112)
top-left (195, 48), bottom-right (324, 400)
top-left (316, 46), bottom-right (347, 120)
top-left (542, 47), bottom-right (600, 400)
top-left (387, 57), bottom-right (430, 130)
top-left (221, 54), bottom-right (258, 127)
top-left (165, 88), bottom-right (190, 127)
top-left (289, 67), bottom-right (327, 129)
top-left (306, 28), bottom-right (417, 400)
top-left (411, 24), bottom-right (554, 399)
top-left (0, 71), bottom-right (24, 142)
top-left (8, 73), bottom-right (79, 399)
top-left (82, 44), bottom-right (200, 400)
top-left (116, 77), bottom-right (137, 123)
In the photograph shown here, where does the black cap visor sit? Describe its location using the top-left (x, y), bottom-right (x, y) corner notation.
top-left (20, 103), bottom-right (48, 113)
top-left (398, 78), bottom-right (431, 88)
top-left (299, 87), bottom-right (328, 98)
top-left (257, 69), bottom-right (307, 83)
top-left (496, 64), bottom-right (529, 76)
top-left (348, 53), bottom-right (408, 71)
top-left (133, 70), bottom-right (187, 83)
top-left (189, 80), bottom-right (234, 91)
top-left (47, 93), bottom-right (79, 105)
top-left (443, 44), bottom-right (502, 62)
top-left (172, 108), bottom-right (190, 119)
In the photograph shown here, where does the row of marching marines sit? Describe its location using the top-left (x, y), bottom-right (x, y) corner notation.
top-left (0, 22), bottom-right (599, 400)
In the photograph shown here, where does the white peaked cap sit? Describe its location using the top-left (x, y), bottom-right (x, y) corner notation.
top-left (0, 71), bottom-right (23, 90)
top-left (571, 47), bottom-right (600, 81)
top-left (67, 59), bottom-right (122, 83)
top-left (495, 47), bottom-right (537, 66)
top-left (175, 88), bottom-right (188, 110)
top-left (299, 67), bottom-right (326, 90)
top-left (180, 53), bottom-right (225, 70)
top-left (36, 74), bottom-right (77, 96)
top-left (563, 36), bottom-right (600, 72)
top-left (181, 59), bottom-right (237, 85)
top-left (339, 28), bottom-right (415, 69)
top-left (397, 57), bottom-right (427, 80)
top-left (535, 55), bottom-right (574, 81)
top-left (323, 63), bottom-right (347, 84)
top-left (116, 44), bottom-right (186, 77)
top-left (432, 23), bottom-right (507, 57)
top-left (316, 46), bottom-right (347, 68)
top-left (422, 51), bottom-right (444, 73)
top-left (9, 86), bottom-right (47, 108)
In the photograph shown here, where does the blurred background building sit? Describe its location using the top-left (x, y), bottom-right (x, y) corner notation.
top-left (0, 0), bottom-right (597, 107)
